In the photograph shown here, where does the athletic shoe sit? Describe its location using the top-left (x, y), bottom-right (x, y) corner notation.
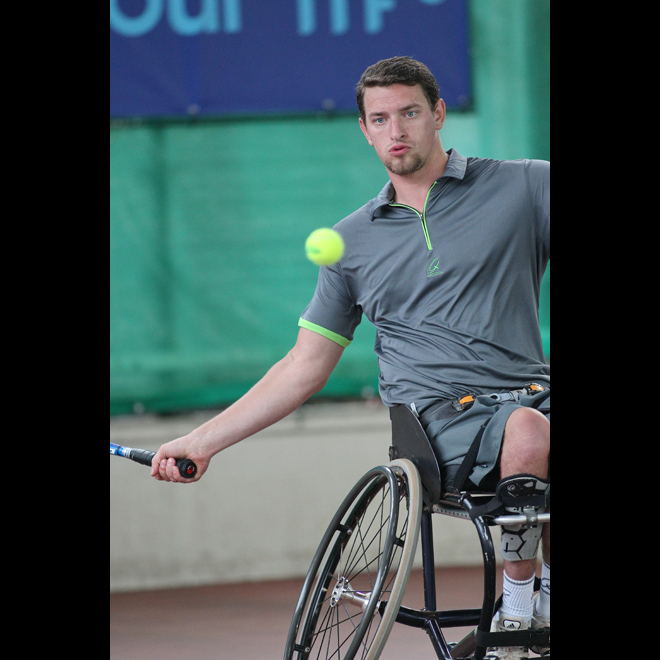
top-left (484, 609), bottom-right (529, 659)
top-left (529, 593), bottom-right (550, 657)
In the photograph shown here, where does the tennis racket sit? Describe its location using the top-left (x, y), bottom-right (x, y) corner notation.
top-left (110, 442), bottom-right (198, 479)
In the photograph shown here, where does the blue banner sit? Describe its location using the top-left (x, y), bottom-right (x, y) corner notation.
top-left (110, 0), bottom-right (471, 118)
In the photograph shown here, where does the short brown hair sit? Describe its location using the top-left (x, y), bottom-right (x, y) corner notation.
top-left (356, 56), bottom-right (440, 121)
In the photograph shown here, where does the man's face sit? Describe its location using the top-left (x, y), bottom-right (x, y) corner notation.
top-left (359, 84), bottom-right (445, 177)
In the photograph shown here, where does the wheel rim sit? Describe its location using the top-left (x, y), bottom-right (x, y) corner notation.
top-left (286, 462), bottom-right (421, 660)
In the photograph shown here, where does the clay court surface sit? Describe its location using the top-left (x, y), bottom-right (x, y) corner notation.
top-left (110, 565), bottom-right (536, 659)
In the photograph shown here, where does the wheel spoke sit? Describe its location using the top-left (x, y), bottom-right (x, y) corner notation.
top-left (285, 463), bottom-right (422, 660)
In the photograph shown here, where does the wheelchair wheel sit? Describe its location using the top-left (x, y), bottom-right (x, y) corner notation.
top-left (284, 459), bottom-right (422, 660)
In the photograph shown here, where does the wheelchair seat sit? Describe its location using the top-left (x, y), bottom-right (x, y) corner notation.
top-left (389, 404), bottom-right (549, 527)
top-left (389, 404), bottom-right (496, 509)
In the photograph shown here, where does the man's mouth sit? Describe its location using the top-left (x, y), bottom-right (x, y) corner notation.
top-left (389, 144), bottom-right (410, 157)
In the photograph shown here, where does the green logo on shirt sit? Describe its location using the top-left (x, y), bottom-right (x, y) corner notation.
top-left (427, 257), bottom-right (443, 278)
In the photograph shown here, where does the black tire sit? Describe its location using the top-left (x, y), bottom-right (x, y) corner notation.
top-left (284, 459), bottom-right (422, 660)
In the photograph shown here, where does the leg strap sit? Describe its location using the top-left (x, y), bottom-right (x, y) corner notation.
top-left (449, 418), bottom-right (491, 493)
top-left (496, 473), bottom-right (550, 509)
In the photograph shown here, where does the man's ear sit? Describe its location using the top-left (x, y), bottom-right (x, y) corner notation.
top-left (359, 117), bottom-right (373, 146)
top-left (434, 99), bottom-right (446, 130)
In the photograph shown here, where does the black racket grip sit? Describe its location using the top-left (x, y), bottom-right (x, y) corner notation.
top-left (174, 458), bottom-right (198, 479)
top-left (130, 448), bottom-right (198, 479)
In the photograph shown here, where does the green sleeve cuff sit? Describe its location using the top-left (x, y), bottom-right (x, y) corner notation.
top-left (298, 318), bottom-right (352, 348)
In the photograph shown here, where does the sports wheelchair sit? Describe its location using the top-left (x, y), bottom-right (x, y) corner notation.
top-left (284, 404), bottom-right (550, 660)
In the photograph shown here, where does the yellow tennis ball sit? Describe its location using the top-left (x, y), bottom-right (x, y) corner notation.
top-left (305, 228), bottom-right (345, 266)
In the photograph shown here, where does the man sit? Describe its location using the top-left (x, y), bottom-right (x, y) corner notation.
top-left (151, 57), bottom-right (550, 659)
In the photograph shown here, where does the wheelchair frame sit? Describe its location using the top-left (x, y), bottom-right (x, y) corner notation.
top-left (284, 404), bottom-right (550, 660)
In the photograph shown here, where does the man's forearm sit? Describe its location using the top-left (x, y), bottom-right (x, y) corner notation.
top-left (190, 349), bottom-right (327, 457)
top-left (151, 328), bottom-right (344, 482)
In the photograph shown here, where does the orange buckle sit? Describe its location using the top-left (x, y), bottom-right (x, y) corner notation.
top-left (526, 383), bottom-right (546, 394)
top-left (453, 394), bottom-right (476, 411)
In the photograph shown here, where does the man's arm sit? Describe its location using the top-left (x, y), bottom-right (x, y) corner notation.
top-left (150, 327), bottom-right (345, 482)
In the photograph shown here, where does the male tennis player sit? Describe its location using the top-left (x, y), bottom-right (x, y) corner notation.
top-left (152, 57), bottom-right (550, 659)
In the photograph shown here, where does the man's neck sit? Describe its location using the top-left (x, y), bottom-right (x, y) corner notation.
top-left (390, 148), bottom-right (449, 211)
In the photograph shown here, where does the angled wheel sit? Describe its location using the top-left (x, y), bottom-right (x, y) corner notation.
top-left (284, 459), bottom-right (422, 660)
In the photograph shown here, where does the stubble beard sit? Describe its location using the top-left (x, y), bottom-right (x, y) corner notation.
top-left (385, 151), bottom-right (425, 176)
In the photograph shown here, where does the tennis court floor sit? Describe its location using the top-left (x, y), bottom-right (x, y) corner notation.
top-left (111, 565), bottom-right (548, 659)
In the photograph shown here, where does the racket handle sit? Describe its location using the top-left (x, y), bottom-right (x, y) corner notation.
top-left (129, 448), bottom-right (198, 479)
top-left (173, 458), bottom-right (198, 479)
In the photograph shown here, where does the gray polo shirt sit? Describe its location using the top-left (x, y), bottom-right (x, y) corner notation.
top-left (299, 149), bottom-right (550, 410)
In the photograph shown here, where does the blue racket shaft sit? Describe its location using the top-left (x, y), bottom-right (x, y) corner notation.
top-left (110, 442), bottom-right (197, 479)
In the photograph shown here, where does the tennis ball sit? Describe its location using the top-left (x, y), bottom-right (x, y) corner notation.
top-left (305, 228), bottom-right (345, 266)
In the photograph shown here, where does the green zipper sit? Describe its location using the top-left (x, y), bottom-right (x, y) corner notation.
top-left (389, 181), bottom-right (437, 251)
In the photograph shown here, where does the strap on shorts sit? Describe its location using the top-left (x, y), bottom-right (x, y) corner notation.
top-left (418, 394), bottom-right (477, 427)
top-left (448, 419), bottom-right (491, 494)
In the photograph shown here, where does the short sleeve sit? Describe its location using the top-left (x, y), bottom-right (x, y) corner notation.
top-left (299, 262), bottom-right (362, 347)
top-left (525, 159), bottom-right (550, 256)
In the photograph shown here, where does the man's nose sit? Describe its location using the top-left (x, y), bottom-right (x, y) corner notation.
top-left (390, 118), bottom-right (405, 140)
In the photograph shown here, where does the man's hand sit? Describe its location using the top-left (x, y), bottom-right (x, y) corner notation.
top-left (150, 435), bottom-right (209, 483)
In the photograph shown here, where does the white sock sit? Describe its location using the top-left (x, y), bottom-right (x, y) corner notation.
top-left (535, 560), bottom-right (550, 620)
top-left (501, 572), bottom-right (535, 622)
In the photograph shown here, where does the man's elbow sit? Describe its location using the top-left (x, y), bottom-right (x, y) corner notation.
top-left (292, 357), bottom-right (332, 400)
top-left (285, 342), bottom-right (342, 400)
top-left (306, 370), bottom-right (332, 398)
